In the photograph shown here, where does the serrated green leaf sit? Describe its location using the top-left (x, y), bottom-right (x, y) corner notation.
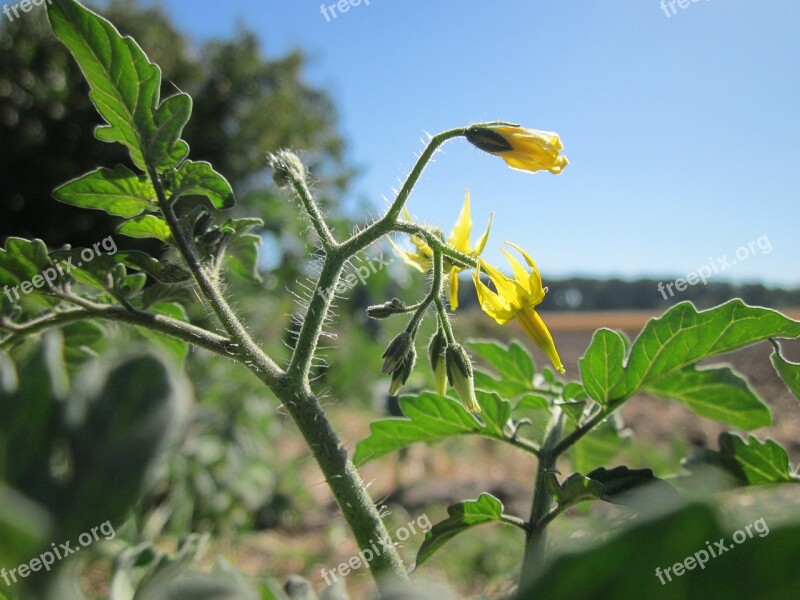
top-left (416, 493), bottom-right (509, 567)
top-left (118, 215), bottom-right (172, 243)
top-left (726, 434), bottom-right (794, 485)
top-left (579, 328), bottom-right (626, 405)
top-left (150, 93), bottom-right (192, 170)
top-left (53, 165), bottom-right (156, 217)
top-left (770, 346), bottom-right (800, 403)
top-left (171, 160), bottom-right (235, 209)
top-left (48, 0), bottom-right (161, 170)
top-left (611, 301), bottom-right (800, 401)
top-left (645, 365), bottom-right (770, 430)
top-left (514, 394), bottom-right (550, 412)
top-left (353, 391), bottom-right (511, 466)
top-left (49, 249), bottom-right (121, 292)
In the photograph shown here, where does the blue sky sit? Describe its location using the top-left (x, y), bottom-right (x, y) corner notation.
top-left (138, 0), bottom-right (799, 287)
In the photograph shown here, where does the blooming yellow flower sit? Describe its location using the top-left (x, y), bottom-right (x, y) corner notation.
top-left (472, 243), bottom-right (565, 374)
top-left (388, 191), bottom-right (492, 310)
top-left (466, 125), bottom-right (569, 175)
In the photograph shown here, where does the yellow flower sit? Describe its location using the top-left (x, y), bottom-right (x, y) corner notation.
top-left (388, 191), bottom-right (492, 310)
top-left (472, 243), bottom-right (565, 374)
top-left (466, 125), bottom-right (569, 175)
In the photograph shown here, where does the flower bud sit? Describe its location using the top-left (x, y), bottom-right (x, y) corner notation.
top-left (427, 329), bottom-right (448, 396)
top-left (389, 346), bottom-right (416, 396)
top-left (381, 331), bottom-right (414, 375)
top-left (367, 298), bottom-right (407, 320)
top-left (445, 343), bottom-right (481, 413)
top-left (267, 149), bottom-right (307, 188)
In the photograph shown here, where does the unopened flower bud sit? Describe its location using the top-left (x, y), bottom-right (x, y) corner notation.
top-left (267, 150), bottom-right (307, 188)
top-left (445, 343), bottom-right (480, 413)
top-left (389, 346), bottom-right (416, 396)
top-left (367, 298), bottom-right (407, 320)
top-left (427, 329), bottom-right (448, 396)
top-left (381, 331), bottom-right (414, 375)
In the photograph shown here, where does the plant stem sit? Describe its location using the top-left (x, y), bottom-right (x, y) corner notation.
top-left (0, 305), bottom-right (233, 355)
top-left (520, 407), bottom-right (564, 587)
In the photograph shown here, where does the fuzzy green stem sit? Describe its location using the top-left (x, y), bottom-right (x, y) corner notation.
top-left (520, 408), bottom-right (565, 587)
top-left (0, 305), bottom-right (233, 355)
top-left (290, 176), bottom-right (338, 251)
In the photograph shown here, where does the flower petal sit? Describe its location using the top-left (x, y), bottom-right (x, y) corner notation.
top-left (387, 236), bottom-right (428, 272)
top-left (449, 269), bottom-right (461, 310)
top-left (472, 212), bottom-right (493, 258)
top-left (505, 242), bottom-right (545, 304)
top-left (448, 190), bottom-right (473, 254)
top-left (516, 307), bottom-right (565, 374)
top-left (472, 267), bottom-right (516, 324)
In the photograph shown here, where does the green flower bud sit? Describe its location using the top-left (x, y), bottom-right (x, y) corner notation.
top-left (267, 149), bottom-right (307, 188)
top-left (427, 328), bottom-right (448, 396)
top-left (445, 343), bottom-right (480, 413)
top-left (389, 346), bottom-right (416, 396)
top-left (367, 298), bottom-right (408, 320)
top-left (381, 331), bottom-right (414, 375)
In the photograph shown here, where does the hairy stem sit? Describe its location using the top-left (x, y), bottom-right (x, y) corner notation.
top-left (0, 305), bottom-right (233, 355)
top-left (520, 408), bottom-right (565, 587)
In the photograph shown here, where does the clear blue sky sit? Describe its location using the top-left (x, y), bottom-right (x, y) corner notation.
top-left (139, 0), bottom-right (799, 287)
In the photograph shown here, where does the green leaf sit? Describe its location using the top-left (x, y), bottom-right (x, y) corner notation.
top-left (0, 332), bottom-right (68, 493)
top-left (611, 300), bottom-right (800, 400)
top-left (226, 233), bottom-right (262, 283)
top-left (149, 93), bottom-right (192, 170)
top-left (517, 503), bottom-right (800, 599)
top-left (171, 160), bottom-right (235, 209)
top-left (416, 493), bottom-right (510, 567)
top-left (0, 482), bottom-right (52, 572)
top-left (570, 417), bottom-right (630, 474)
top-left (579, 328), bottom-right (626, 406)
top-left (545, 472), bottom-right (604, 508)
top-left (115, 251), bottom-right (191, 284)
top-left (53, 165), bottom-right (156, 217)
top-left (468, 339), bottom-right (535, 385)
top-left (645, 365), bottom-right (770, 430)
top-left (48, 0), bottom-right (162, 170)
top-left (0, 238), bottom-right (56, 292)
top-left (770, 345), bottom-right (800, 403)
top-left (726, 434), bottom-right (794, 485)
top-left (585, 466), bottom-right (680, 508)
top-left (353, 391), bottom-right (511, 466)
top-left (62, 321), bottom-right (105, 370)
top-left (65, 352), bottom-right (189, 535)
top-left (473, 370), bottom-right (533, 398)
top-left (118, 215), bottom-right (172, 243)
